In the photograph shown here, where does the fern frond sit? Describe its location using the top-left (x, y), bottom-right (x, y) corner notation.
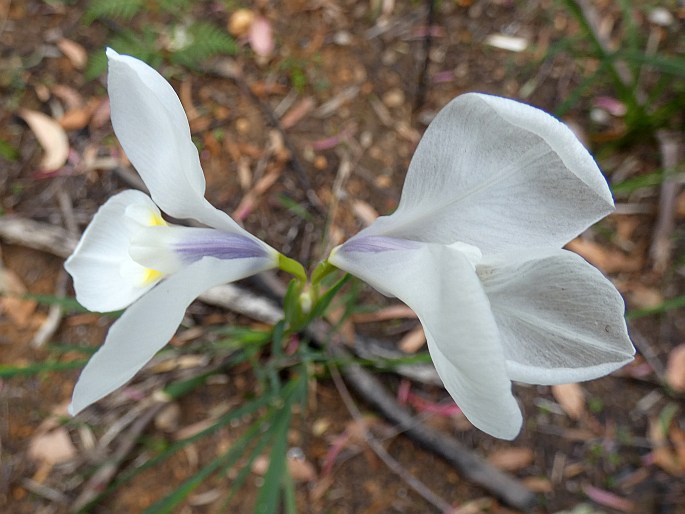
top-left (158, 0), bottom-right (193, 14)
top-left (170, 22), bottom-right (237, 68)
top-left (85, 0), bottom-right (145, 23)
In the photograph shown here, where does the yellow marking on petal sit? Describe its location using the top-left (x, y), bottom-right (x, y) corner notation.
top-left (141, 268), bottom-right (163, 285)
top-left (149, 213), bottom-right (167, 226)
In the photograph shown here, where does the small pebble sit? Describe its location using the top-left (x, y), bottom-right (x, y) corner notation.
top-left (648, 7), bottom-right (674, 26)
top-left (382, 88), bottom-right (405, 108)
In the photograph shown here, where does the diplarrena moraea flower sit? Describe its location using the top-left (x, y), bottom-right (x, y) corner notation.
top-left (65, 49), bottom-right (302, 416)
top-left (328, 93), bottom-right (635, 440)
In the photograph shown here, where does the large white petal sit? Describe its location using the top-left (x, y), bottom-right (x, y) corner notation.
top-left (65, 190), bottom-right (161, 312)
top-left (478, 248), bottom-right (634, 384)
top-left (330, 239), bottom-right (522, 439)
top-left (69, 252), bottom-right (278, 415)
top-left (361, 93), bottom-right (614, 254)
top-left (106, 49), bottom-right (244, 233)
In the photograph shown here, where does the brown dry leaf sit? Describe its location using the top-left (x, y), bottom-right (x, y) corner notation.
top-left (648, 416), bottom-right (683, 475)
top-left (51, 84), bottom-right (84, 110)
top-left (249, 16), bottom-right (274, 57)
top-left (452, 498), bottom-right (494, 514)
top-left (281, 97), bottom-right (315, 129)
top-left (351, 199), bottom-right (379, 227)
top-left (89, 98), bottom-right (111, 129)
top-left (552, 383), bottom-right (586, 420)
top-left (583, 484), bottom-right (635, 513)
top-left (232, 168), bottom-right (282, 220)
top-left (228, 8), bottom-right (255, 37)
top-left (665, 344), bottom-right (685, 393)
top-left (57, 38), bottom-right (87, 69)
top-left (154, 402), bottom-right (181, 433)
top-left (671, 424), bottom-right (685, 467)
top-left (487, 447), bottom-right (534, 471)
top-left (397, 325), bottom-right (426, 353)
top-left (287, 455), bottom-right (317, 482)
top-left (351, 304), bottom-right (416, 323)
top-left (522, 477), bottom-right (553, 493)
top-left (566, 238), bottom-right (642, 273)
top-left (19, 109), bottom-right (69, 171)
top-left (0, 267), bottom-right (37, 328)
top-left (28, 427), bottom-right (77, 465)
top-left (626, 284), bottom-right (664, 310)
top-left (60, 106), bottom-right (94, 131)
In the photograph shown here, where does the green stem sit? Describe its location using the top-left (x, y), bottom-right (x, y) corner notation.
top-left (277, 254), bottom-right (307, 282)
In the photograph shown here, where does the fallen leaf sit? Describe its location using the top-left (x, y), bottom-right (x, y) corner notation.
top-left (59, 107), bottom-right (93, 131)
top-left (19, 109), bottom-right (69, 171)
top-left (281, 97), bottom-right (315, 129)
top-left (351, 199), bottom-right (379, 226)
top-left (57, 38), bottom-right (87, 69)
top-left (648, 415), bottom-right (683, 475)
top-left (583, 484), bottom-right (635, 512)
top-left (352, 304), bottom-right (416, 323)
top-left (552, 383), bottom-right (586, 420)
top-left (666, 344), bottom-right (685, 392)
top-left (28, 427), bottom-right (77, 465)
top-left (51, 84), bottom-right (84, 110)
top-left (626, 285), bottom-right (663, 310)
top-left (452, 498), bottom-right (495, 514)
top-left (249, 16), bottom-right (274, 57)
top-left (154, 402), bottom-right (181, 433)
top-left (670, 424), bottom-right (685, 468)
top-left (522, 477), bottom-right (553, 493)
top-left (487, 447), bottom-right (534, 471)
top-left (566, 238), bottom-right (642, 273)
top-left (0, 267), bottom-right (37, 328)
top-left (232, 168), bottom-right (282, 221)
top-left (484, 34), bottom-right (529, 52)
top-left (397, 325), bottom-right (426, 353)
top-left (228, 8), bottom-right (255, 37)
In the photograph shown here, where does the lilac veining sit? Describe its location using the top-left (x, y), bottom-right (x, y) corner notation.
top-left (174, 229), bottom-right (267, 264)
top-left (341, 235), bottom-right (421, 254)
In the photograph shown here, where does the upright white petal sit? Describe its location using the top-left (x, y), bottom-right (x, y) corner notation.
top-left (106, 49), bottom-right (244, 234)
top-left (331, 239), bottom-right (523, 439)
top-left (361, 93), bottom-right (614, 254)
top-left (69, 252), bottom-right (278, 415)
top-left (65, 190), bottom-right (163, 312)
top-left (478, 248), bottom-right (634, 384)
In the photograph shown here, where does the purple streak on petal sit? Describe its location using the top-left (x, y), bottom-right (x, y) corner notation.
top-left (174, 229), bottom-right (267, 264)
top-left (341, 235), bottom-right (421, 254)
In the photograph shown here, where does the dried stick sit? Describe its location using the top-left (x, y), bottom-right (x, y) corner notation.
top-left (332, 347), bottom-right (536, 511)
top-left (329, 363), bottom-right (455, 513)
top-left (650, 130), bottom-right (682, 273)
top-left (70, 402), bottom-right (166, 512)
top-left (413, 0), bottom-right (436, 112)
top-left (0, 217), bottom-right (76, 259)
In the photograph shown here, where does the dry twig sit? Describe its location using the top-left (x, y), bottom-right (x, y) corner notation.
top-left (329, 362), bottom-right (455, 513)
top-left (650, 130), bottom-right (682, 273)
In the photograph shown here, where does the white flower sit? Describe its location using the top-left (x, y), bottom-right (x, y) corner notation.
top-left (65, 49), bottom-right (280, 415)
top-left (329, 93), bottom-right (635, 440)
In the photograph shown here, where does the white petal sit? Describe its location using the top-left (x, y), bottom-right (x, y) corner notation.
top-left (478, 248), bottom-right (635, 384)
top-left (69, 252), bottom-right (278, 415)
top-left (129, 226), bottom-right (272, 273)
top-left (65, 190), bottom-right (162, 312)
top-left (331, 239), bottom-right (522, 439)
top-left (362, 93), bottom-right (614, 253)
top-left (106, 49), bottom-right (242, 233)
